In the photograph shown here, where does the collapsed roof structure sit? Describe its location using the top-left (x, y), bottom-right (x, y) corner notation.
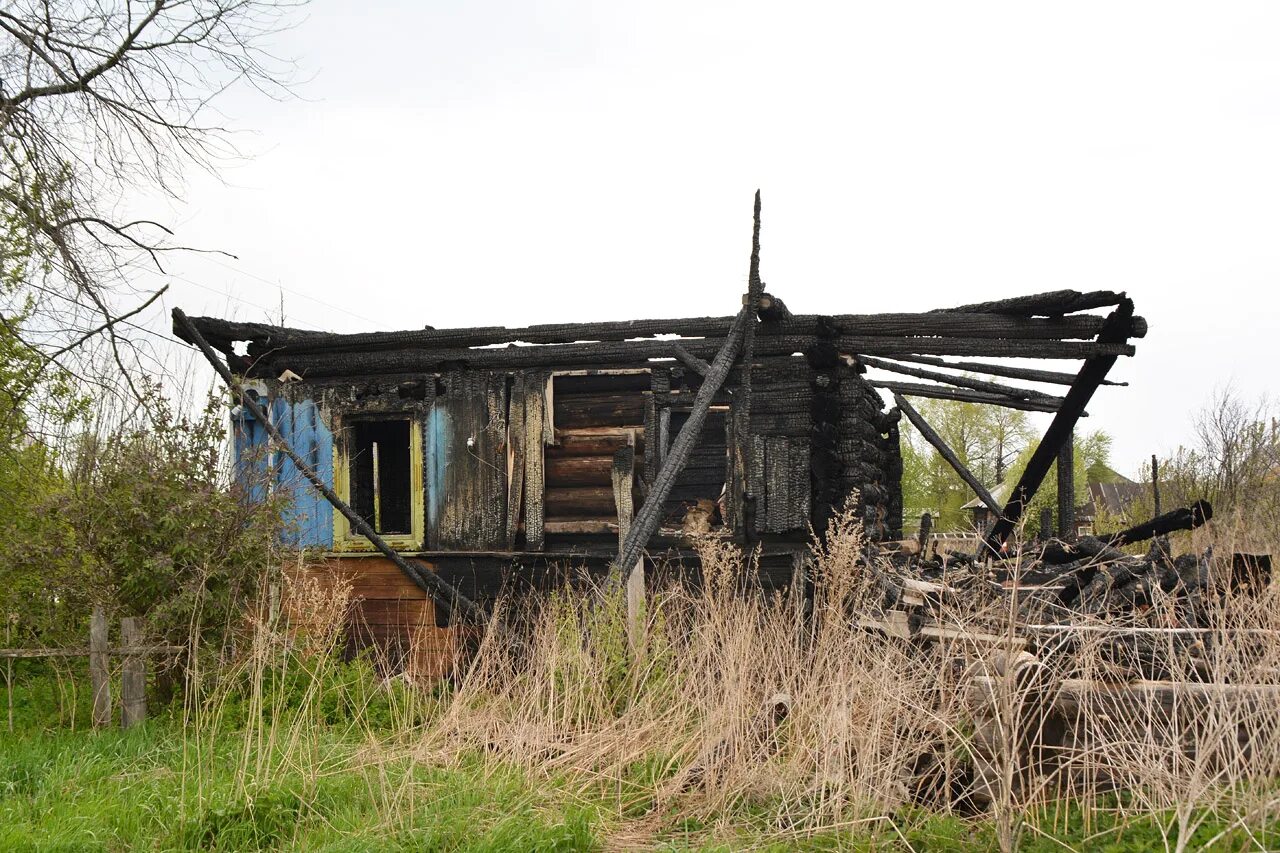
top-left (173, 193), bottom-right (1154, 668)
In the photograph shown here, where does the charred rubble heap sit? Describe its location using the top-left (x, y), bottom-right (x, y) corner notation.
top-left (173, 192), bottom-right (1159, 629)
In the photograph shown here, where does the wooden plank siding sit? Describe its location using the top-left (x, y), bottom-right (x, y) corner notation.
top-left (290, 556), bottom-right (461, 679)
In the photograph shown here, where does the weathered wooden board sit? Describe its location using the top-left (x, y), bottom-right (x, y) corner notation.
top-left (426, 371), bottom-right (508, 550)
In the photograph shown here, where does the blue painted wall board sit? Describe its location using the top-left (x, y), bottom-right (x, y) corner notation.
top-left (231, 394), bottom-right (335, 549)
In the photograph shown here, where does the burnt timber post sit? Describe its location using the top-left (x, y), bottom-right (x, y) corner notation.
top-left (1057, 430), bottom-right (1075, 541)
top-left (613, 307), bottom-right (750, 579)
top-left (1039, 507), bottom-right (1054, 542)
top-left (985, 298), bottom-right (1135, 551)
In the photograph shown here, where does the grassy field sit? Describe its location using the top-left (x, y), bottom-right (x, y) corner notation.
top-left (1, 719), bottom-right (1263, 851)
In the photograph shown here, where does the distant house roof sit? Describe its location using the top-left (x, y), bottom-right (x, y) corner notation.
top-left (1083, 480), bottom-right (1147, 519)
top-left (959, 476), bottom-right (1147, 517)
top-left (961, 482), bottom-right (1012, 511)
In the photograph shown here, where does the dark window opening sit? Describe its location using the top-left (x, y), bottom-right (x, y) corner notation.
top-left (350, 419), bottom-right (413, 535)
top-left (663, 407), bottom-right (728, 529)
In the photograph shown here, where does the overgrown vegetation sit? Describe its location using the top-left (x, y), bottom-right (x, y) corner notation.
top-left (3, 504), bottom-right (1278, 850)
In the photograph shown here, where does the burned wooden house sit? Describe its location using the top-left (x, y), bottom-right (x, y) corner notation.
top-left (173, 197), bottom-right (1148, 673)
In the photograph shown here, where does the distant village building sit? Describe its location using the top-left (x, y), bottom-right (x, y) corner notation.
top-left (962, 471), bottom-right (1147, 538)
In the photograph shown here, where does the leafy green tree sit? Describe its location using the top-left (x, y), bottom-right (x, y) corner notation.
top-left (899, 396), bottom-right (1034, 531)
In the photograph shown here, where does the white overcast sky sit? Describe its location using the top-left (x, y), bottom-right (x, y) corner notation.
top-left (138, 1), bottom-right (1280, 478)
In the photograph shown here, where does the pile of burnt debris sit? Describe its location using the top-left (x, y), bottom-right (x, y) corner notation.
top-left (867, 498), bottom-right (1276, 673)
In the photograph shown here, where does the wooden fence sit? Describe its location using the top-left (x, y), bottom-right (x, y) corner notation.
top-left (0, 607), bottom-right (183, 730)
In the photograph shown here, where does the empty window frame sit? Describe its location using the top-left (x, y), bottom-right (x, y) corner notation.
top-left (351, 419), bottom-right (412, 534)
top-left (335, 416), bottom-right (424, 550)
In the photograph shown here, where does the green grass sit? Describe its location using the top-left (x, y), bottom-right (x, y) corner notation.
top-left (0, 723), bottom-right (599, 852)
top-left (3, 650), bottom-right (1278, 852)
top-left (2, 720), bottom-right (1278, 851)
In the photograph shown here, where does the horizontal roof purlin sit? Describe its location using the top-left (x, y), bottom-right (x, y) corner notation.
top-left (171, 289), bottom-right (1146, 379)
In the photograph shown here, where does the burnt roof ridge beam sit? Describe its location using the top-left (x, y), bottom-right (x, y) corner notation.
top-left (259, 335), bottom-right (1141, 380)
top-left (894, 393), bottom-right (1005, 518)
top-left (172, 307), bottom-right (488, 627)
top-left (235, 311), bottom-right (1145, 359)
top-left (984, 297), bottom-right (1137, 551)
top-left (931, 289), bottom-right (1129, 317)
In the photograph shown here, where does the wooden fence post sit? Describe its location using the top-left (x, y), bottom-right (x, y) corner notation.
top-left (4, 617), bottom-right (12, 732)
top-left (120, 618), bottom-right (145, 729)
top-left (612, 445), bottom-right (645, 659)
top-left (89, 607), bottom-right (111, 728)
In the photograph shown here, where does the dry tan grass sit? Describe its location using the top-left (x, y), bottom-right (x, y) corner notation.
top-left (411, 507), bottom-right (1280, 849)
top-left (188, 510), bottom-right (1280, 850)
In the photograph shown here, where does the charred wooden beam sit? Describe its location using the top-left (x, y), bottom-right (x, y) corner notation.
top-left (985, 298), bottom-right (1136, 550)
top-left (182, 304), bottom-right (1145, 363)
top-left (869, 381), bottom-right (1066, 413)
top-left (257, 311), bottom-right (1129, 356)
top-left (172, 316), bottom-right (328, 348)
top-left (894, 394), bottom-right (1004, 517)
top-left (934, 289), bottom-right (1127, 317)
top-left (1057, 432), bottom-right (1076, 541)
top-left (173, 308), bottom-right (489, 626)
top-left (615, 307), bottom-right (750, 577)
top-left (884, 354), bottom-right (1128, 387)
top-left (672, 344), bottom-right (711, 376)
top-left (1104, 500), bottom-right (1213, 547)
top-left (830, 337), bottom-right (1136, 360)
top-left (261, 335), bottom-right (1139, 379)
top-left (739, 191), bottom-right (765, 527)
top-left (855, 354), bottom-right (1059, 403)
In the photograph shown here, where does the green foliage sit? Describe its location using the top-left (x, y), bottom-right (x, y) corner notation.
top-left (899, 397), bottom-right (1034, 531)
top-left (898, 393), bottom-right (1118, 536)
top-left (1004, 430), bottom-right (1111, 538)
top-left (67, 391), bottom-right (285, 645)
top-left (0, 386), bottom-right (285, 658)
